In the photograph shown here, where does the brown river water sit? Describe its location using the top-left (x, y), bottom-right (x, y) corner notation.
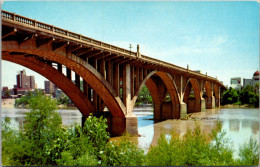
top-left (2, 107), bottom-right (259, 158)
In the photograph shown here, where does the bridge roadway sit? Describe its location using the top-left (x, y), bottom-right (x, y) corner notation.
top-left (1, 10), bottom-right (226, 136)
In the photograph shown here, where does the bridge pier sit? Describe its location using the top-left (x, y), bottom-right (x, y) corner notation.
top-left (180, 102), bottom-right (187, 119)
top-left (154, 103), bottom-right (162, 120)
top-left (108, 115), bottom-right (138, 136)
top-left (205, 96), bottom-right (215, 109)
top-left (125, 114), bottom-right (138, 135)
top-left (201, 98), bottom-right (206, 112)
top-left (212, 96), bottom-right (215, 109)
top-left (215, 97), bottom-right (220, 108)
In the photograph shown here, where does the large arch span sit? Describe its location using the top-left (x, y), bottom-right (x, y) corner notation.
top-left (2, 41), bottom-right (126, 118)
top-left (2, 53), bottom-right (95, 115)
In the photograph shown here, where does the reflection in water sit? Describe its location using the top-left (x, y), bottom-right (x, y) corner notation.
top-left (135, 108), bottom-right (259, 157)
top-left (229, 119), bottom-right (240, 132)
top-left (2, 107), bottom-right (259, 158)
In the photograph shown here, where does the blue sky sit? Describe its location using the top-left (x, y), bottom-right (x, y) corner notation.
top-left (1, 1), bottom-right (259, 88)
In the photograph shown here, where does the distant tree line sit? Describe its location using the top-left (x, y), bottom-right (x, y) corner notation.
top-left (221, 83), bottom-right (259, 107)
top-left (15, 89), bottom-right (71, 107)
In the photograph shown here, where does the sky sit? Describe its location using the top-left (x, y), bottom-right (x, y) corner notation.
top-left (1, 1), bottom-right (259, 89)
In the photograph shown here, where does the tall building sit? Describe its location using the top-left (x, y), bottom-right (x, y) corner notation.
top-left (44, 81), bottom-right (55, 95)
top-left (230, 77), bottom-right (242, 90)
top-left (243, 70), bottom-right (259, 87)
top-left (14, 70), bottom-right (35, 95)
top-left (16, 70), bottom-right (35, 89)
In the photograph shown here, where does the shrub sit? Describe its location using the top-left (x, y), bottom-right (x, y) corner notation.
top-left (101, 133), bottom-right (146, 166)
top-left (237, 136), bottom-right (259, 166)
top-left (147, 125), bottom-right (235, 166)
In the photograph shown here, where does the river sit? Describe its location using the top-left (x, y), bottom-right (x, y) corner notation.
top-left (1, 107), bottom-right (259, 158)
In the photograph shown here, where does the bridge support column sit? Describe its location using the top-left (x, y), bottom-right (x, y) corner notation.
top-left (212, 96), bottom-right (215, 109)
top-left (111, 117), bottom-right (126, 136)
top-left (206, 96), bottom-right (215, 109)
top-left (215, 97), bottom-right (220, 108)
top-left (154, 103), bottom-right (162, 120)
top-left (201, 98), bottom-right (206, 112)
top-left (123, 64), bottom-right (138, 135)
top-left (125, 114), bottom-right (138, 135)
top-left (180, 102), bottom-right (187, 119)
top-left (110, 115), bottom-right (138, 136)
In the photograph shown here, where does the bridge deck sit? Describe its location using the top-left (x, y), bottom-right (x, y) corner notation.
top-left (1, 10), bottom-right (224, 87)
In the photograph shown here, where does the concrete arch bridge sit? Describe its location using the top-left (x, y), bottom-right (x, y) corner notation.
top-left (1, 10), bottom-right (226, 136)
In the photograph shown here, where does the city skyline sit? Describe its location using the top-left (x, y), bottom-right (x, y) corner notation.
top-left (1, 1), bottom-right (259, 88)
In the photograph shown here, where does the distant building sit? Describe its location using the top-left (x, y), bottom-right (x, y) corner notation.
top-left (2, 87), bottom-right (9, 98)
top-left (14, 70), bottom-right (35, 95)
top-left (243, 70), bottom-right (259, 87)
top-left (230, 77), bottom-right (242, 90)
top-left (44, 80), bottom-right (55, 95)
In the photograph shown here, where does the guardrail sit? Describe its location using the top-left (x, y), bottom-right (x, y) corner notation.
top-left (1, 10), bottom-right (134, 56)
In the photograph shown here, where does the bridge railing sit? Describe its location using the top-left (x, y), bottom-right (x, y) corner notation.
top-left (1, 10), bottom-right (135, 57)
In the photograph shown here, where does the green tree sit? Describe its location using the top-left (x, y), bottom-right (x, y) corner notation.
top-left (57, 94), bottom-right (70, 105)
top-left (14, 89), bottom-right (44, 107)
top-left (240, 85), bottom-right (259, 107)
top-left (4, 89), bottom-right (10, 97)
top-left (136, 86), bottom-right (153, 106)
top-left (221, 87), bottom-right (240, 105)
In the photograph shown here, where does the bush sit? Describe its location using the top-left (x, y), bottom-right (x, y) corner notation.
top-left (3, 93), bottom-right (259, 166)
top-left (237, 137), bottom-right (259, 166)
top-left (101, 133), bottom-right (146, 166)
top-left (147, 125), bottom-right (242, 166)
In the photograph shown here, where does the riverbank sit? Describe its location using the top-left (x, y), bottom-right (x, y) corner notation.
top-left (1, 98), bottom-right (78, 110)
top-left (220, 104), bottom-right (258, 109)
top-left (1, 99), bottom-right (15, 108)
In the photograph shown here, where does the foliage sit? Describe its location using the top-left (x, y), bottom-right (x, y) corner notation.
top-left (14, 89), bottom-right (44, 107)
top-left (57, 94), bottom-right (70, 105)
top-left (100, 133), bottom-right (146, 166)
top-left (136, 86), bottom-right (153, 106)
top-left (221, 85), bottom-right (259, 107)
top-left (147, 125), bottom-right (259, 166)
top-left (3, 93), bottom-right (259, 166)
top-left (4, 89), bottom-right (10, 97)
top-left (82, 115), bottom-right (110, 152)
top-left (237, 136), bottom-right (259, 166)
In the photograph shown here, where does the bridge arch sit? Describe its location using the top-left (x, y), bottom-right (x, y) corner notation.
top-left (214, 84), bottom-right (220, 107)
top-left (2, 41), bottom-right (126, 118)
top-left (2, 53), bottom-right (95, 115)
top-left (203, 81), bottom-right (214, 109)
top-left (183, 78), bottom-right (201, 113)
top-left (132, 71), bottom-right (181, 119)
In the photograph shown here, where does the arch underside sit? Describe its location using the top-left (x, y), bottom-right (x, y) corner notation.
top-left (2, 40), bottom-right (126, 118)
top-left (2, 53), bottom-right (95, 116)
top-left (183, 78), bottom-right (201, 113)
top-left (134, 71), bottom-right (181, 119)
